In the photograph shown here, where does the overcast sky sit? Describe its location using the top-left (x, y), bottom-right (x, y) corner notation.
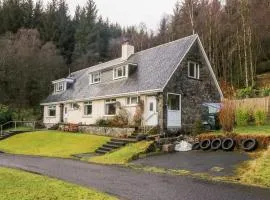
top-left (37, 0), bottom-right (178, 31)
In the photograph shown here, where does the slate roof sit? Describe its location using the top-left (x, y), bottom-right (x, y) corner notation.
top-left (42, 34), bottom-right (198, 104)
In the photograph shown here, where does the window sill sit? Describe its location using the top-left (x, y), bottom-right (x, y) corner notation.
top-left (113, 76), bottom-right (127, 80)
top-left (89, 82), bottom-right (100, 85)
top-left (46, 116), bottom-right (56, 118)
top-left (104, 115), bottom-right (116, 117)
top-left (82, 115), bottom-right (93, 118)
top-left (187, 76), bottom-right (201, 81)
top-left (124, 104), bottom-right (138, 107)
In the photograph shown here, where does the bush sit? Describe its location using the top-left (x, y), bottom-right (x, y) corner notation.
top-left (254, 110), bottom-right (267, 126)
top-left (0, 105), bottom-right (12, 125)
top-left (260, 87), bottom-right (270, 97)
top-left (236, 87), bottom-right (255, 99)
top-left (96, 118), bottom-right (111, 127)
top-left (110, 107), bottom-right (129, 127)
top-left (235, 108), bottom-right (250, 126)
top-left (219, 101), bottom-right (235, 133)
top-left (192, 120), bottom-right (204, 135)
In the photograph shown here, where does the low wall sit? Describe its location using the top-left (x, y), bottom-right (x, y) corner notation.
top-left (59, 124), bottom-right (135, 137)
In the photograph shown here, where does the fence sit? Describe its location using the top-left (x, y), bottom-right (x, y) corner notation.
top-left (225, 97), bottom-right (270, 114)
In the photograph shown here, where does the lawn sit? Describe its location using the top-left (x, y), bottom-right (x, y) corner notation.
top-left (89, 141), bottom-right (153, 165)
top-left (0, 131), bottom-right (110, 158)
top-left (238, 147), bottom-right (270, 187)
top-left (0, 167), bottom-right (117, 200)
top-left (233, 125), bottom-right (270, 135)
top-left (214, 125), bottom-right (270, 135)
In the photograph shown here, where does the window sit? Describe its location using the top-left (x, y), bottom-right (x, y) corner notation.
top-left (114, 66), bottom-right (127, 79)
top-left (48, 105), bottom-right (56, 117)
top-left (90, 72), bottom-right (101, 84)
top-left (127, 96), bottom-right (139, 105)
top-left (168, 94), bottom-right (180, 110)
top-left (105, 99), bottom-right (116, 115)
top-left (149, 102), bottom-right (154, 111)
top-left (84, 101), bottom-right (92, 116)
top-left (188, 61), bottom-right (200, 79)
top-left (54, 82), bottom-right (65, 93)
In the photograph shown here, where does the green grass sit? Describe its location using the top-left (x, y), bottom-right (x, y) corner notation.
top-left (214, 125), bottom-right (270, 135)
top-left (238, 148), bottom-right (270, 187)
top-left (0, 167), bottom-right (117, 200)
top-left (0, 131), bottom-right (110, 158)
top-left (233, 125), bottom-right (270, 135)
top-left (89, 141), bottom-right (153, 165)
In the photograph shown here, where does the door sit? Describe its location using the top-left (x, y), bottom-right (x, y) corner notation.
top-left (167, 93), bottom-right (181, 128)
top-left (60, 104), bottom-right (64, 123)
top-left (145, 96), bottom-right (158, 126)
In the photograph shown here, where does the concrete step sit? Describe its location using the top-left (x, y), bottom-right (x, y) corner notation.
top-left (107, 141), bottom-right (126, 146)
top-left (98, 147), bottom-right (114, 152)
top-left (111, 138), bottom-right (137, 143)
top-left (103, 144), bottom-right (120, 149)
top-left (95, 149), bottom-right (108, 154)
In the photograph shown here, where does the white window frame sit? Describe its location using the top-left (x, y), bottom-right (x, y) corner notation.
top-left (83, 101), bottom-right (93, 116)
top-left (126, 96), bottom-right (139, 106)
top-left (89, 72), bottom-right (101, 84)
top-left (54, 82), bottom-right (65, 93)
top-left (113, 65), bottom-right (128, 80)
top-left (48, 105), bottom-right (56, 117)
top-left (105, 99), bottom-right (117, 116)
top-left (188, 61), bottom-right (200, 79)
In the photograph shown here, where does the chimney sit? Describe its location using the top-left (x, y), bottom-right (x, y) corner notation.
top-left (121, 40), bottom-right (134, 60)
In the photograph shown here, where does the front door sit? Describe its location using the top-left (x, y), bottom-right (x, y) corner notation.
top-left (145, 96), bottom-right (158, 126)
top-left (60, 104), bottom-right (64, 123)
top-left (167, 93), bottom-right (181, 128)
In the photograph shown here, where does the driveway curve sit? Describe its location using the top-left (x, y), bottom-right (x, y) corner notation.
top-left (0, 153), bottom-right (269, 200)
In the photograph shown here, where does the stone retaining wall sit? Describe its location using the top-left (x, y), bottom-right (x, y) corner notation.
top-left (59, 124), bottom-right (135, 137)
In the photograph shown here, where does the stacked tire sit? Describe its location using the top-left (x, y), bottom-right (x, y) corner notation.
top-left (193, 137), bottom-right (258, 152)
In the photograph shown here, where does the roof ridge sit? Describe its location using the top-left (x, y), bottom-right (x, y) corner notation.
top-left (71, 57), bottom-right (124, 75)
top-left (131, 34), bottom-right (198, 57)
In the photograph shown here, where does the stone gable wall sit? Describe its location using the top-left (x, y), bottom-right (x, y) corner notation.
top-left (161, 40), bottom-right (221, 131)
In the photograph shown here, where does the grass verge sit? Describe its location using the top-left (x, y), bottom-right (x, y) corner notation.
top-left (89, 141), bottom-right (153, 165)
top-left (237, 148), bottom-right (270, 187)
top-left (0, 167), bottom-right (117, 200)
top-left (0, 131), bottom-right (110, 158)
top-left (214, 125), bottom-right (270, 135)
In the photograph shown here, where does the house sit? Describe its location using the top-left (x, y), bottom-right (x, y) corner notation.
top-left (41, 34), bottom-right (223, 132)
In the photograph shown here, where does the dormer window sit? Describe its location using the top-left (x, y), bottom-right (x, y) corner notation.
top-left (113, 65), bottom-right (128, 80)
top-left (188, 61), bottom-right (200, 79)
top-left (52, 78), bottom-right (74, 94)
top-left (54, 82), bottom-right (64, 93)
top-left (90, 72), bottom-right (101, 84)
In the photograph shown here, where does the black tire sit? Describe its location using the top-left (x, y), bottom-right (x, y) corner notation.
top-left (192, 142), bottom-right (201, 150)
top-left (241, 139), bottom-right (258, 152)
top-left (211, 138), bottom-right (222, 151)
top-left (200, 139), bottom-right (211, 151)
top-left (222, 138), bottom-right (236, 151)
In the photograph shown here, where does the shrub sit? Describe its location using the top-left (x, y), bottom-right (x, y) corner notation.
top-left (236, 87), bottom-right (255, 99)
top-left (96, 118), bottom-right (111, 127)
top-left (0, 105), bottom-right (12, 125)
top-left (192, 119), bottom-right (204, 135)
top-left (260, 87), bottom-right (270, 97)
top-left (110, 107), bottom-right (129, 127)
top-left (254, 110), bottom-right (267, 126)
top-left (219, 100), bottom-right (235, 133)
top-left (235, 108), bottom-right (250, 126)
top-left (133, 100), bottom-right (144, 127)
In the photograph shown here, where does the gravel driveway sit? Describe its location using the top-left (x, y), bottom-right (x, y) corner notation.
top-left (0, 153), bottom-right (269, 200)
